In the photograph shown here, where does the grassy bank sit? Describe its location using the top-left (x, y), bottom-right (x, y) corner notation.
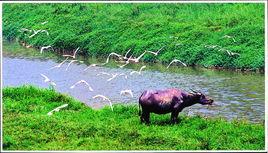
top-left (3, 3), bottom-right (265, 70)
top-left (3, 86), bottom-right (265, 150)
top-left (2, 40), bottom-right (59, 59)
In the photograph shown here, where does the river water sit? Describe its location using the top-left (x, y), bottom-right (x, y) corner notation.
top-left (2, 43), bottom-right (265, 123)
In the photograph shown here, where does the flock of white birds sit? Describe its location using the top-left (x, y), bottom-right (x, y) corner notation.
top-left (20, 21), bottom-right (238, 115)
top-left (39, 45), bottom-right (186, 114)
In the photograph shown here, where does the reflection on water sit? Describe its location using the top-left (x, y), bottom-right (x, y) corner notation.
top-left (2, 42), bottom-right (265, 123)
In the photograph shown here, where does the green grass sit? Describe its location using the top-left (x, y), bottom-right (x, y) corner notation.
top-left (2, 3), bottom-right (265, 70)
top-left (3, 86), bottom-right (265, 150)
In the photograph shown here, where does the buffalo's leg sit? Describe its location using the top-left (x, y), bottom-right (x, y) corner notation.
top-left (171, 111), bottom-right (179, 124)
top-left (141, 110), bottom-right (150, 124)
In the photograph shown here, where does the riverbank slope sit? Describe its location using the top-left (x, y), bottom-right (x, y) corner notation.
top-left (3, 3), bottom-right (265, 70)
top-left (3, 86), bottom-right (264, 150)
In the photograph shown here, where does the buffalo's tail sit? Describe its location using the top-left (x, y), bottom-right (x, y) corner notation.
top-left (138, 94), bottom-right (143, 116)
top-left (138, 102), bottom-right (141, 116)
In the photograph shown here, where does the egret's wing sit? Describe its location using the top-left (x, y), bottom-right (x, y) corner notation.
top-left (147, 51), bottom-right (156, 55)
top-left (40, 74), bottom-right (49, 81)
top-left (50, 81), bottom-right (57, 86)
top-left (107, 75), bottom-right (116, 81)
top-left (166, 60), bottom-right (175, 68)
top-left (139, 66), bottom-right (146, 72)
top-left (137, 51), bottom-right (147, 60)
top-left (40, 47), bottom-right (44, 54)
top-left (124, 49), bottom-right (131, 58)
top-left (130, 71), bottom-right (139, 75)
top-left (63, 54), bottom-right (73, 57)
top-left (74, 47), bottom-right (80, 55)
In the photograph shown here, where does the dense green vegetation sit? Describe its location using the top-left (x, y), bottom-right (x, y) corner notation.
top-left (3, 3), bottom-right (265, 70)
top-left (3, 86), bottom-right (265, 150)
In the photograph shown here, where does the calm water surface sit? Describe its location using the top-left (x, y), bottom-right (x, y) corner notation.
top-left (3, 43), bottom-right (265, 123)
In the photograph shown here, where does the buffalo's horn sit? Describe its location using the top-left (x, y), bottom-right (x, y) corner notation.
top-left (190, 89), bottom-right (198, 93)
top-left (197, 89), bottom-right (202, 94)
top-left (190, 89), bottom-right (203, 95)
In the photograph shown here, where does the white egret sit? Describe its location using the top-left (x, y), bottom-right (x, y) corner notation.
top-left (101, 52), bottom-right (122, 66)
top-left (20, 28), bottom-right (32, 33)
top-left (92, 95), bottom-right (113, 111)
top-left (41, 21), bottom-right (48, 25)
top-left (166, 59), bottom-right (187, 68)
top-left (226, 50), bottom-right (240, 56)
top-left (83, 63), bottom-right (100, 71)
top-left (63, 47), bottom-right (80, 59)
top-left (118, 54), bottom-right (133, 68)
top-left (204, 45), bottom-right (220, 49)
top-left (222, 35), bottom-right (236, 43)
top-left (120, 90), bottom-right (134, 98)
top-left (130, 65), bottom-right (146, 75)
top-left (107, 73), bottom-right (119, 82)
top-left (123, 48), bottom-right (132, 60)
top-left (146, 46), bottom-right (165, 56)
top-left (129, 51), bottom-right (148, 63)
top-left (49, 57), bottom-right (69, 70)
top-left (97, 72), bottom-right (111, 76)
top-left (40, 74), bottom-right (56, 87)
top-left (70, 80), bottom-right (94, 91)
top-left (40, 45), bottom-right (53, 54)
top-left (219, 48), bottom-right (240, 56)
top-left (29, 29), bottom-right (49, 38)
top-left (47, 104), bottom-right (68, 116)
top-left (65, 60), bottom-right (78, 71)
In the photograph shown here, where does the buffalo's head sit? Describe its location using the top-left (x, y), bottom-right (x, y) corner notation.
top-left (190, 89), bottom-right (214, 105)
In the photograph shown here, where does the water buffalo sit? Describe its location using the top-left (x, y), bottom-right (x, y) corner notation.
top-left (138, 88), bottom-right (213, 124)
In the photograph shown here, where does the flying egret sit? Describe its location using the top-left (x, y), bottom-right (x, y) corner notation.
top-left (41, 21), bottom-right (48, 25)
top-left (63, 47), bottom-right (80, 59)
top-left (92, 95), bottom-right (113, 111)
top-left (204, 45), bottom-right (220, 49)
top-left (20, 28), bottom-right (32, 33)
top-left (120, 90), bottom-right (134, 98)
top-left (83, 63), bottom-right (100, 71)
top-left (40, 45), bottom-right (54, 54)
top-left (107, 73), bottom-right (119, 82)
top-left (29, 29), bottom-right (49, 38)
top-left (226, 50), bottom-right (240, 56)
top-left (123, 48), bottom-right (132, 60)
top-left (130, 66), bottom-right (146, 75)
top-left (219, 48), bottom-right (240, 56)
top-left (118, 54), bottom-right (133, 68)
top-left (222, 35), bottom-right (236, 43)
top-left (101, 52), bottom-right (122, 66)
top-left (49, 57), bottom-right (69, 70)
top-left (40, 30), bottom-right (49, 36)
top-left (166, 59), bottom-right (187, 68)
top-left (70, 80), bottom-right (94, 91)
top-left (146, 46), bottom-right (165, 56)
top-left (97, 72), bottom-right (111, 76)
top-left (65, 60), bottom-right (78, 71)
top-left (40, 74), bottom-right (56, 87)
top-left (129, 51), bottom-right (148, 63)
top-left (47, 104), bottom-right (68, 116)
top-left (29, 30), bottom-right (40, 38)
